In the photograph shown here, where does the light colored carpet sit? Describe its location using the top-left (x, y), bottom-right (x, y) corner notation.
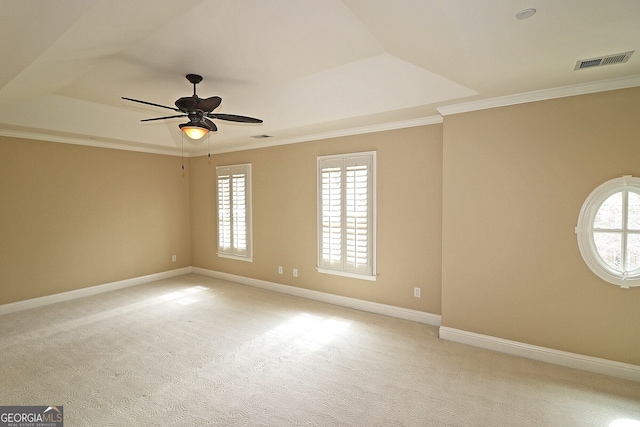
top-left (0, 274), bottom-right (638, 426)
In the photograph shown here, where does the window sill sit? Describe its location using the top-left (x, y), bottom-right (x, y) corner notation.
top-left (316, 267), bottom-right (377, 281)
top-left (217, 253), bottom-right (253, 262)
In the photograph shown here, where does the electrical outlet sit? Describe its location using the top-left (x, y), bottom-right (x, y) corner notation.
top-left (293, 268), bottom-right (298, 277)
top-left (413, 287), bottom-right (421, 298)
top-left (278, 266), bottom-right (283, 274)
top-left (172, 255), bottom-right (177, 262)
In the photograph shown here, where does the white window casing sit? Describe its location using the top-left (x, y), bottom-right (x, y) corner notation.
top-left (217, 164), bottom-right (253, 262)
top-left (317, 152), bottom-right (376, 281)
top-left (575, 175), bottom-right (640, 288)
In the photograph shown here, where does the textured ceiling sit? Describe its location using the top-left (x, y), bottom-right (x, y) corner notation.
top-left (1, 0), bottom-right (639, 155)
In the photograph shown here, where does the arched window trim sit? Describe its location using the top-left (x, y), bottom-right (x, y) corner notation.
top-left (576, 175), bottom-right (640, 288)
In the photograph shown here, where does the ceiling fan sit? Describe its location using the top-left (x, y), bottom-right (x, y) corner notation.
top-left (122, 74), bottom-right (262, 140)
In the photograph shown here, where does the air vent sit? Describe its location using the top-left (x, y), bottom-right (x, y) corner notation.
top-left (575, 51), bottom-right (633, 70)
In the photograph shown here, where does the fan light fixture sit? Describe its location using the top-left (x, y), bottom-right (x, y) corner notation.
top-left (179, 122), bottom-right (209, 140)
top-left (123, 74), bottom-right (262, 142)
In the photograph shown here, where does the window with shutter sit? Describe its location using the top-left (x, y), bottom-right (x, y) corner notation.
top-left (317, 152), bottom-right (376, 280)
top-left (217, 164), bottom-right (252, 261)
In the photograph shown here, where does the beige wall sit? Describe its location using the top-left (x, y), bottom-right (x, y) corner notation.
top-left (190, 125), bottom-right (443, 313)
top-left (442, 87), bottom-right (640, 365)
top-left (3, 86), bottom-right (639, 367)
top-left (0, 137), bottom-right (192, 305)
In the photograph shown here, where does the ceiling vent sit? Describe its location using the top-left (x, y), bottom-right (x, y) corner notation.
top-left (574, 51), bottom-right (634, 70)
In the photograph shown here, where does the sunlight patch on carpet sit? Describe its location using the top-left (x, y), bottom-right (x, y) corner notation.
top-left (160, 286), bottom-right (210, 305)
top-left (610, 419), bottom-right (640, 427)
top-left (264, 313), bottom-right (351, 351)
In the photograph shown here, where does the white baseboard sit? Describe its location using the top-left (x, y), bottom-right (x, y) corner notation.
top-left (192, 267), bottom-right (441, 326)
top-left (439, 326), bottom-right (640, 383)
top-left (7, 268), bottom-right (636, 383)
top-left (1, 266), bottom-right (440, 326)
top-left (0, 267), bottom-right (192, 315)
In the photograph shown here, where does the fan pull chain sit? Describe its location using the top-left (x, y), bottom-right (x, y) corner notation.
top-left (207, 133), bottom-right (211, 158)
top-left (181, 132), bottom-right (185, 171)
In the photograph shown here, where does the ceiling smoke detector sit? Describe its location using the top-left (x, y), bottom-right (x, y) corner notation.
top-left (574, 51), bottom-right (634, 70)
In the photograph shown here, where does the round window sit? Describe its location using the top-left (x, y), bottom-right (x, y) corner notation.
top-left (576, 176), bottom-right (640, 288)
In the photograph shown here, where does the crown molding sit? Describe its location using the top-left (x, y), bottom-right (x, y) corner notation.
top-left (3, 116), bottom-right (443, 158)
top-left (199, 115), bottom-right (444, 156)
top-left (437, 75), bottom-right (640, 116)
top-left (278, 116), bottom-right (443, 145)
top-left (4, 75), bottom-right (639, 156)
top-left (0, 128), bottom-right (184, 157)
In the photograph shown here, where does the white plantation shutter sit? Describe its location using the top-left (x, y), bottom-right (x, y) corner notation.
top-left (345, 161), bottom-right (370, 274)
top-left (218, 173), bottom-right (232, 250)
top-left (321, 161), bottom-right (343, 267)
top-left (232, 173), bottom-right (247, 251)
top-left (217, 164), bottom-right (252, 260)
top-left (318, 152), bottom-right (375, 279)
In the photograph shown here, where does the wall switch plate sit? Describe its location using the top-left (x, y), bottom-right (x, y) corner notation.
top-left (172, 255), bottom-right (177, 262)
top-left (293, 268), bottom-right (298, 277)
top-left (414, 287), bottom-right (421, 298)
top-left (278, 266), bottom-right (283, 274)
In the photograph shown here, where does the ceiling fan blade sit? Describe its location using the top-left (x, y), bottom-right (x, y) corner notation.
top-left (196, 96), bottom-right (222, 113)
top-left (175, 96), bottom-right (198, 112)
top-left (203, 118), bottom-right (218, 131)
top-left (196, 96), bottom-right (222, 112)
top-left (140, 114), bottom-right (187, 122)
top-left (122, 97), bottom-right (180, 112)
top-left (209, 113), bottom-right (263, 124)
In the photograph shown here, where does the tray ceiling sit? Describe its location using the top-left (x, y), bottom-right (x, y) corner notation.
top-left (1, 0), bottom-right (639, 155)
